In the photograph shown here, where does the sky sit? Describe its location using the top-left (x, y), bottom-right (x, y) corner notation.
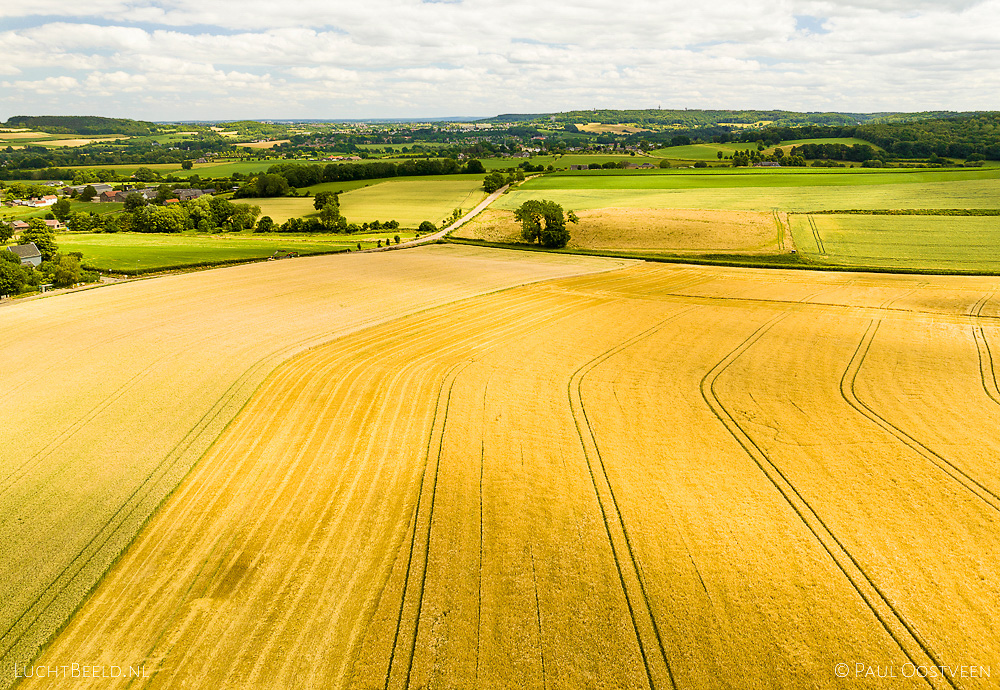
top-left (1, 0), bottom-right (998, 121)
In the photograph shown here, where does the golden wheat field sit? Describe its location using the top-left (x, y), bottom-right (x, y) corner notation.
top-left (453, 208), bottom-right (793, 255)
top-left (0, 245), bottom-right (625, 688)
top-left (5, 249), bottom-right (999, 688)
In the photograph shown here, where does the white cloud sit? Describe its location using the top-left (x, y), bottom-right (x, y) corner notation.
top-left (0, 0), bottom-right (997, 119)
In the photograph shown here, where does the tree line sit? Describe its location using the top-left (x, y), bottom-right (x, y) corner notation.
top-left (233, 158), bottom-right (480, 195)
top-left (0, 219), bottom-right (99, 295)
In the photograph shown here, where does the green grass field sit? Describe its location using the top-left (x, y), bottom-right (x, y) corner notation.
top-left (789, 214), bottom-right (1000, 271)
top-left (495, 169), bottom-right (1000, 213)
top-left (253, 197), bottom-right (320, 224)
top-left (55, 231), bottom-right (414, 271)
top-left (0, 201), bottom-right (123, 222)
top-left (479, 154), bottom-right (645, 170)
top-left (253, 175), bottom-right (487, 225)
top-left (178, 160), bottom-right (277, 178)
top-left (338, 177), bottom-right (488, 226)
top-left (649, 143), bottom-right (760, 160)
top-left (777, 137), bottom-right (881, 149)
top-left (650, 138), bottom-right (883, 161)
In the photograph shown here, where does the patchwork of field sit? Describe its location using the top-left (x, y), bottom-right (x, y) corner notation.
top-left (13, 255), bottom-right (1000, 688)
top-left (790, 214), bottom-right (1000, 272)
top-left (0, 245), bottom-right (624, 686)
top-left (0, 131), bottom-right (128, 147)
top-left (456, 208), bottom-right (791, 254)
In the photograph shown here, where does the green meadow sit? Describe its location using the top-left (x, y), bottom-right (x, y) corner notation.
top-left (337, 177), bottom-right (488, 226)
top-left (255, 175), bottom-right (488, 225)
top-left (776, 137), bottom-right (880, 149)
top-left (479, 154), bottom-right (646, 170)
top-left (1, 201), bottom-right (123, 222)
top-left (495, 169), bottom-right (1000, 213)
top-left (789, 214), bottom-right (1000, 272)
top-left (55, 231), bottom-right (412, 272)
top-left (651, 138), bottom-right (882, 161)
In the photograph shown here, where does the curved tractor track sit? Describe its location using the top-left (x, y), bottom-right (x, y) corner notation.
top-left (14, 260), bottom-right (1000, 688)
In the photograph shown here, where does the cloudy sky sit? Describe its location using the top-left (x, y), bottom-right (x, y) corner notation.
top-left (1, 0), bottom-right (998, 121)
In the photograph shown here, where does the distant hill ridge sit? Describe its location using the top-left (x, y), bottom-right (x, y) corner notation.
top-left (479, 109), bottom-right (972, 127)
top-left (3, 115), bottom-right (156, 136)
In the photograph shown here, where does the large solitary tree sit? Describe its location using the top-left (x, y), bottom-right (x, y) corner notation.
top-left (514, 199), bottom-right (578, 248)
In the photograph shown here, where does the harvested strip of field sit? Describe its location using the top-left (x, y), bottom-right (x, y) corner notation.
top-left (455, 207), bottom-right (789, 254)
top-left (38, 137), bottom-right (128, 147)
top-left (0, 245), bottom-right (625, 685)
top-left (0, 132), bottom-right (49, 139)
top-left (235, 139), bottom-right (290, 148)
top-left (23, 261), bottom-right (1000, 688)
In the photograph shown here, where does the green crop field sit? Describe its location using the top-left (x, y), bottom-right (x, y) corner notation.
top-left (494, 169), bottom-right (1000, 213)
top-left (253, 197), bottom-right (320, 224)
top-left (59, 162), bottom-right (182, 175)
top-left (651, 139), bottom-right (882, 161)
top-left (531, 168), bottom-right (996, 189)
top-left (788, 214), bottom-right (1000, 271)
top-left (338, 177), bottom-right (488, 226)
top-left (55, 231), bottom-right (413, 271)
top-left (304, 173), bottom-right (485, 196)
top-left (0, 201), bottom-right (123, 222)
top-left (650, 143), bottom-right (762, 160)
top-left (177, 160), bottom-right (277, 178)
top-left (777, 137), bottom-right (881, 149)
top-left (480, 154), bottom-right (644, 170)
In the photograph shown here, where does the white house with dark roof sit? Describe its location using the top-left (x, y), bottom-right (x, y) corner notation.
top-left (6, 243), bottom-right (42, 267)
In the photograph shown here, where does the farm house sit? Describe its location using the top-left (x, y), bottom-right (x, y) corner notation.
top-left (6, 242), bottom-right (42, 267)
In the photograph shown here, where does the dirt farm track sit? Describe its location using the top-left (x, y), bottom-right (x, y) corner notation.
top-left (3, 245), bottom-right (1000, 688)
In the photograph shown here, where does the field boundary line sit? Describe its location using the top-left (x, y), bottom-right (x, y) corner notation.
top-left (701, 314), bottom-right (959, 690)
top-left (842, 320), bottom-right (1000, 514)
top-left (568, 309), bottom-right (698, 690)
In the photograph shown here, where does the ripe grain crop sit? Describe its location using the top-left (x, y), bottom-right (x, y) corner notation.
top-left (456, 208), bottom-right (790, 254)
top-left (0, 245), bottom-right (624, 686)
top-left (20, 258), bottom-right (1000, 688)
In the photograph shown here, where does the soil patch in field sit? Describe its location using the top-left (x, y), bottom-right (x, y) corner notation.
top-left (236, 139), bottom-right (291, 149)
